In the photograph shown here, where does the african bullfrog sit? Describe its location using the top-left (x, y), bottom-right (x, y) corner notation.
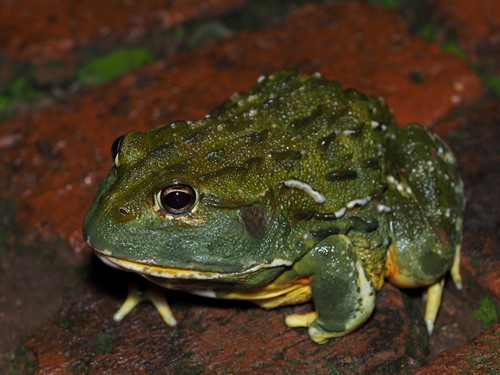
top-left (83, 70), bottom-right (464, 343)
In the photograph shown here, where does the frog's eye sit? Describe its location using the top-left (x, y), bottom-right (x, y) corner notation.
top-left (111, 135), bottom-right (125, 166)
top-left (155, 184), bottom-right (197, 216)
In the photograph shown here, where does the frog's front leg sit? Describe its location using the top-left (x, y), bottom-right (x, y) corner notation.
top-left (284, 234), bottom-right (375, 344)
top-left (114, 282), bottom-right (177, 326)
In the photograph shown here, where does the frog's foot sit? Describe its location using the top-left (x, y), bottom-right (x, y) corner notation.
top-left (113, 282), bottom-right (177, 326)
top-left (285, 311), bottom-right (317, 328)
top-left (286, 312), bottom-right (351, 344)
top-left (113, 283), bottom-right (142, 322)
top-left (424, 279), bottom-right (445, 335)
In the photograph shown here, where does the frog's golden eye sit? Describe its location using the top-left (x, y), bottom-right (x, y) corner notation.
top-left (111, 135), bottom-right (125, 166)
top-left (156, 184), bottom-right (197, 216)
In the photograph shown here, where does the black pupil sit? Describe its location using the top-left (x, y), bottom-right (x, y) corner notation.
top-left (161, 185), bottom-right (195, 212)
top-left (111, 135), bottom-right (125, 161)
top-left (165, 191), bottom-right (190, 209)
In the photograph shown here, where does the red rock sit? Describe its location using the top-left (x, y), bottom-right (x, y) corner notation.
top-left (414, 324), bottom-right (500, 375)
top-left (430, 0), bottom-right (500, 64)
top-left (481, 271), bottom-right (500, 300)
top-left (0, 0), bottom-right (249, 62)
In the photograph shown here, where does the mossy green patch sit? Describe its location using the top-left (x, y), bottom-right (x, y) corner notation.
top-left (461, 347), bottom-right (498, 373)
top-left (90, 334), bottom-right (118, 354)
top-left (442, 40), bottom-right (468, 60)
top-left (77, 48), bottom-right (154, 85)
top-left (473, 297), bottom-right (498, 328)
top-left (186, 314), bottom-right (203, 331)
top-left (8, 343), bottom-right (37, 375)
top-left (69, 361), bottom-right (83, 372)
top-left (417, 22), bottom-right (439, 42)
top-left (369, 0), bottom-right (401, 8)
top-left (57, 316), bottom-right (72, 329)
top-left (448, 131), bottom-right (471, 141)
top-left (482, 74), bottom-right (500, 97)
top-left (417, 23), bottom-right (468, 60)
top-left (0, 77), bottom-right (43, 119)
top-left (174, 359), bottom-right (204, 375)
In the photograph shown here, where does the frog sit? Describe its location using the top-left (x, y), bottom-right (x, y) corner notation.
top-left (83, 70), bottom-right (464, 344)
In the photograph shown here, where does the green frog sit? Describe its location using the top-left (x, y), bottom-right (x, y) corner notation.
top-left (83, 70), bottom-right (464, 343)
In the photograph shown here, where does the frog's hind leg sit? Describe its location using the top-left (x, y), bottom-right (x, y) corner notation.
top-left (384, 123), bottom-right (464, 333)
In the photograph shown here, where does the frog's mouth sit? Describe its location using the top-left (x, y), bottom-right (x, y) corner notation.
top-left (94, 252), bottom-right (293, 280)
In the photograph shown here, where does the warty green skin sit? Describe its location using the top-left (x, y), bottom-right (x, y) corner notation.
top-left (83, 70), bottom-right (464, 342)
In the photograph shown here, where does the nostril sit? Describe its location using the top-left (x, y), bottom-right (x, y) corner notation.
top-left (115, 206), bottom-right (133, 223)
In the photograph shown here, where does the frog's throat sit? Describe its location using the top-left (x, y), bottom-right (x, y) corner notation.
top-left (95, 253), bottom-right (293, 280)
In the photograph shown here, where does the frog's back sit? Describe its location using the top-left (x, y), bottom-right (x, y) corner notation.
top-left (129, 71), bottom-right (397, 217)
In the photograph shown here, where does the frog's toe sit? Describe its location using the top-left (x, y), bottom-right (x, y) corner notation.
top-left (113, 283), bottom-right (143, 322)
top-left (145, 283), bottom-right (177, 326)
top-left (113, 282), bottom-right (177, 326)
top-left (285, 312), bottom-right (352, 344)
top-left (424, 279), bottom-right (445, 335)
top-left (285, 311), bottom-right (317, 328)
top-left (307, 323), bottom-right (347, 344)
top-left (451, 243), bottom-right (462, 291)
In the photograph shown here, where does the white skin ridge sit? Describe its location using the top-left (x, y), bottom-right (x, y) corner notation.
top-left (282, 179), bottom-right (326, 204)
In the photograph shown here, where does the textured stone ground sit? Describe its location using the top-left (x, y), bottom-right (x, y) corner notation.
top-left (0, 1), bottom-right (498, 374)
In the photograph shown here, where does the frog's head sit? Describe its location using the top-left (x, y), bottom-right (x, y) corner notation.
top-left (83, 128), bottom-right (291, 285)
